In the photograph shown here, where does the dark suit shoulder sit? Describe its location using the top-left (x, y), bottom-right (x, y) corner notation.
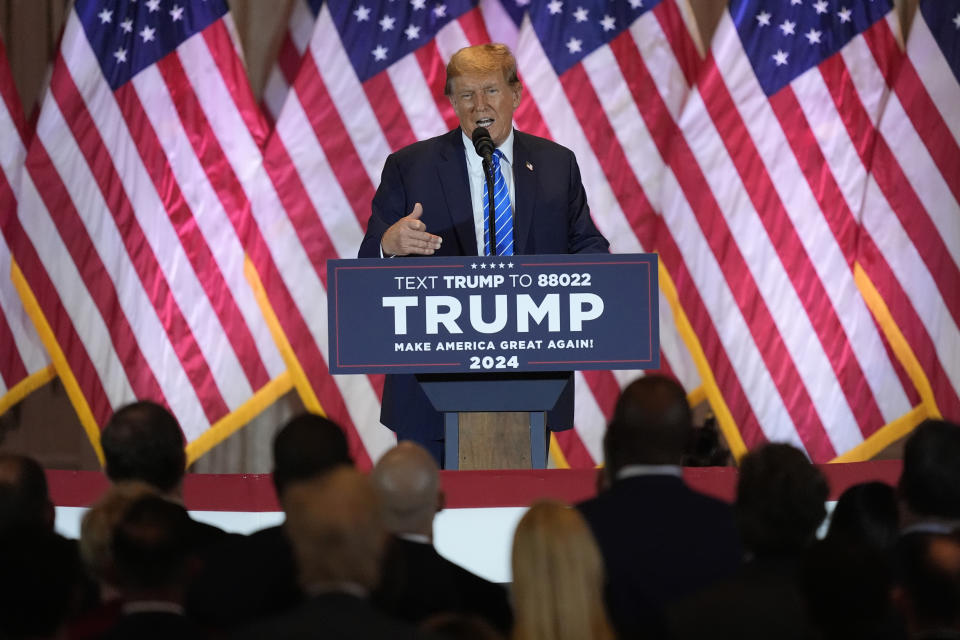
top-left (387, 129), bottom-right (461, 164)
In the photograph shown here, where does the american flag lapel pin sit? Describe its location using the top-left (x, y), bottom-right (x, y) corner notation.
top-left (525, 161), bottom-right (533, 171)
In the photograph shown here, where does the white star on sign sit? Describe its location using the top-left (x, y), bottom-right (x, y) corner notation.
top-left (600, 14), bottom-right (616, 31)
top-left (113, 47), bottom-right (128, 63)
top-left (548, 0), bottom-right (563, 16)
top-left (837, 7), bottom-right (852, 23)
top-left (629, 0), bottom-right (643, 8)
top-left (813, 0), bottom-right (828, 14)
top-left (573, 6), bottom-right (588, 22)
top-left (380, 15), bottom-right (395, 30)
top-left (170, 5), bottom-right (184, 21)
top-left (756, 11), bottom-right (772, 27)
top-left (953, 12), bottom-right (960, 29)
top-left (411, 0), bottom-right (426, 9)
top-left (434, 4), bottom-right (447, 17)
top-left (772, 49), bottom-right (789, 66)
top-left (146, 0), bottom-right (160, 13)
top-left (791, 0), bottom-right (802, 5)
top-left (140, 25), bottom-right (156, 42)
top-left (98, 8), bottom-right (112, 24)
top-left (805, 28), bottom-right (822, 44)
top-left (405, 24), bottom-right (420, 40)
top-left (121, 19), bottom-right (133, 33)
top-left (353, 5), bottom-right (370, 21)
top-left (779, 20), bottom-right (796, 35)
top-left (566, 37), bottom-right (582, 53)
top-left (372, 44), bottom-right (388, 61)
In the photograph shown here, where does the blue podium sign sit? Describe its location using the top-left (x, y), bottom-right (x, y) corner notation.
top-left (327, 253), bottom-right (659, 374)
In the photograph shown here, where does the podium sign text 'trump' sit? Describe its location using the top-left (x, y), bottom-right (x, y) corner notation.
top-left (327, 253), bottom-right (659, 374)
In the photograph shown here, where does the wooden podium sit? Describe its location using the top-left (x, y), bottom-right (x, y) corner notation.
top-left (417, 372), bottom-right (572, 470)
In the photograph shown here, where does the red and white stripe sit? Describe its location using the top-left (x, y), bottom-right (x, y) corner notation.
top-left (0, 35), bottom-right (51, 411)
top-left (858, 11), bottom-right (960, 420)
top-left (14, 10), bottom-right (286, 444)
top-left (262, 0), bottom-right (316, 123)
top-left (659, 10), bottom-right (917, 461)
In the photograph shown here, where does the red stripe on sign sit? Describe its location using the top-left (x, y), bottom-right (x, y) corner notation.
top-left (554, 429), bottom-right (596, 469)
top-left (0, 309), bottom-right (29, 392)
top-left (363, 71), bottom-right (418, 152)
top-left (582, 370), bottom-right (621, 423)
top-left (297, 54), bottom-right (377, 227)
top-left (701, 57), bottom-right (885, 443)
top-left (24, 137), bottom-right (167, 415)
top-left (113, 82), bottom-right (271, 395)
top-left (414, 41), bottom-right (459, 131)
top-left (51, 56), bottom-right (227, 423)
top-left (202, 22), bottom-right (271, 147)
top-left (457, 6), bottom-right (493, 47)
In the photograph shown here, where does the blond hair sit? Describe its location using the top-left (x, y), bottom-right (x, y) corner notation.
top-left (444, 43), bottom-right (520, 95)
top-left (79, 480), bottom-right (158, 581)
top-left (511, 500), bottom-right (615, 640)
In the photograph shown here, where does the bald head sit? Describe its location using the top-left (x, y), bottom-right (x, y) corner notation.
top-left (283, 467), bottom-right (386, 590)
top-left (371, 442), bottom-right (441, 537)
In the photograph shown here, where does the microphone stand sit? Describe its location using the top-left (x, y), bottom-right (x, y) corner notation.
top-left (482, 157), bottom-right (497, 257)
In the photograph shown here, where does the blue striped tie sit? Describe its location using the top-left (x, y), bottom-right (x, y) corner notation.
top-left (483, 150), bottom-right (514, 256)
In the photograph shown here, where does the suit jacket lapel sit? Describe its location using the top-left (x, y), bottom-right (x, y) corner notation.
top-left (437, 128), bottom-right (478, 256)
top-left (512, 131), bottom-right (537, 255)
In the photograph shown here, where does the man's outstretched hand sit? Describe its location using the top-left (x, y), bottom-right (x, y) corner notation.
top-left (380, 203), bottom-right (443, 256)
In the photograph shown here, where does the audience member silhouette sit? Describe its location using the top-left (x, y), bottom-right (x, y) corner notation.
top-left (0, 452), bottom-right (55, 534)
top-left (826, 481), bottom-right (899, 552)
top-left (893, 531), bottom-right (960, 639)
top-left (189, 412), bottom-right (353, 630)
top-left (668, 443), bottom-right (827, 640)
top-left (371, 442), bottom-right (511, 632)
top-left (899, 419), bottom-right (960, 533)
top-left (511, 500), bottom-right (615, 640)
top-left (69, 481), bottom-right (159, 639)
top-left (0, 528), bottom-right (82, 640)
top-left (421, 613), bottom-right (506, 640)
top-left (234, 467), bottom-right (436, 639)
top-left (577, 375), bottom-right (741, 638)
top-left (97, 495), bottom-right (205, 639)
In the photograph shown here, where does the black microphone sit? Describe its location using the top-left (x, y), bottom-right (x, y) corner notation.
top-left (472, 126), bottom-right (495, 163)
top-left (472, 126), bottom-right (498, 256)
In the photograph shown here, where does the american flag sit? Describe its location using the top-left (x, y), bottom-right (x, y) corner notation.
top-left (0, 34), bottom-right (54, 416)
top-left (257, 0), bottom-right (704, 468)
top-left (659, 0), bottom-right (924, 462)
top-left (856, 0), bottom-right (960, 424)
top-left (261, 0), bottom-right (320, 122)
top-left (11, 0), bottom-right (291, 462)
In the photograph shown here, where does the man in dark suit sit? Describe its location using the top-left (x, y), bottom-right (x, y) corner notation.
top-left (371, 442), bottom-right (512, 633)
top-left (577, 376), bottom-right (742, 639)
top-left (358, 43), bottom-right (608, 461)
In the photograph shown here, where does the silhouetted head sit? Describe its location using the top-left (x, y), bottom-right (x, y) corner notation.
top-left (371, 441), bottom-right (441, 538)
top-left (603, 375), bottom-right (692, 473)
top-left (0, 453), bottom-right (54, 534)
top-left (272, 413), bottom-right (352, 499)
top-left (899, 419), bottom-right (960, 522)
top-left (826, 481), bottom-right (898, 552)
top-left (101, 401), bottom-right (185, 495)
top-left (736, 443), bottom-right (828, 556)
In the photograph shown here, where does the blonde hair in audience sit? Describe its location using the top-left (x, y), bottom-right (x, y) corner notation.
top-left (79, 480), bottom-right (158, 582)
top-left (511, 500), bottom-right (615, 640)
